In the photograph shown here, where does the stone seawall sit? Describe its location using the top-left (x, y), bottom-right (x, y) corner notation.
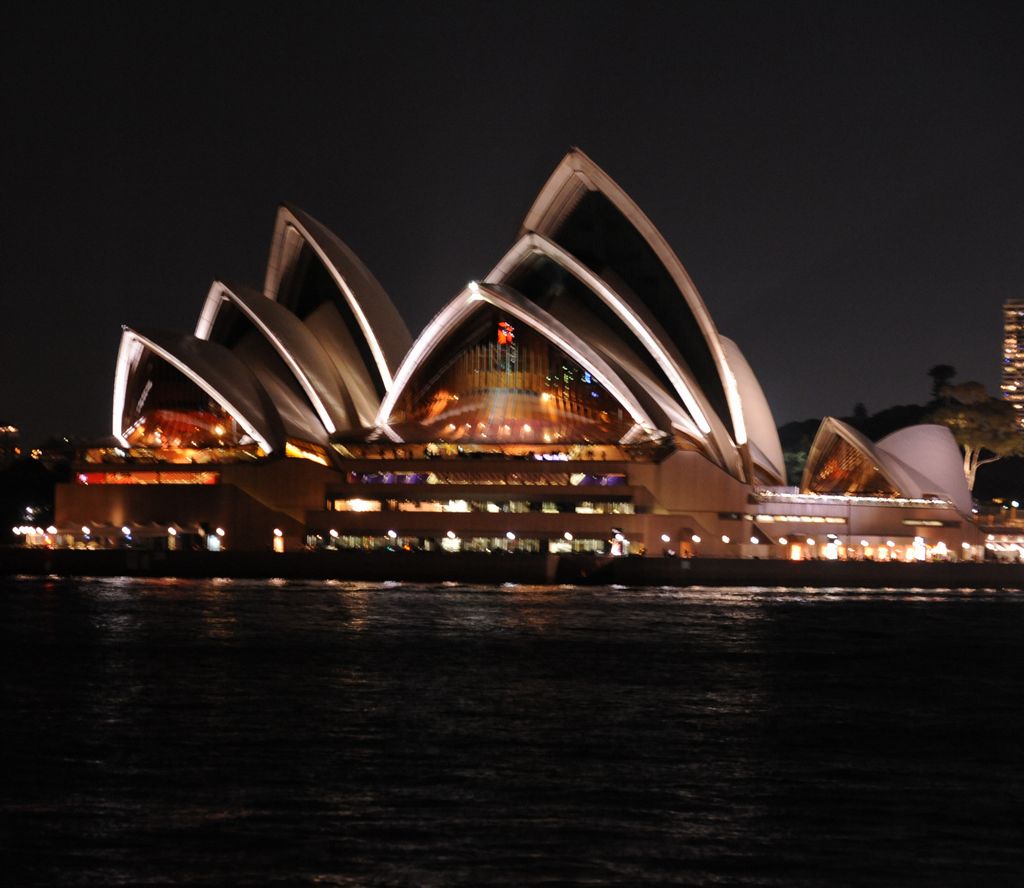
top-left (3, 547), bottom-right (1023, 589)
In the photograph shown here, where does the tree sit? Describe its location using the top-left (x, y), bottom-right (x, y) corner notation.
top-left (931, 382), bottom-right (1024, 490)
top-left (927, 364), bottom-right (956, 400)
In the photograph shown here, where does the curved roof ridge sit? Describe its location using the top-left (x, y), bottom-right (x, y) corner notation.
top-left (376, 281), bottom-right (661, 442)
top-left (195, 280), bottom-right (355, 435)
top-left (519, 148), bottom-right (748, 449)
top-left (485, 232), bottom-right (743, 476)
top-left (719, 337), bottom-right (786, 484)
top-left (112, 327), bottom-right (284, 454)
top-left (802, 416), bottom-right (916, 496)
top-left (263, 203), bottom-right (411, 388)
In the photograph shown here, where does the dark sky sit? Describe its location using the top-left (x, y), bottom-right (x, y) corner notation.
top-left (4, 1), bottom-right (1023, 444)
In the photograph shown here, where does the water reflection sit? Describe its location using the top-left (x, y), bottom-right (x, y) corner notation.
top-left (2, 578), bottom-right (1022, 886)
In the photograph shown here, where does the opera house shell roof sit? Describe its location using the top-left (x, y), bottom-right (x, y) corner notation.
top-left (111, 149), bottom-right (798, 487)
top-left (801, 417), bottom-right (972, 513)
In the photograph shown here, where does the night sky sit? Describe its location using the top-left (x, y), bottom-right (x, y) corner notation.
top-left (5, 2), bottom-right (1023, 445)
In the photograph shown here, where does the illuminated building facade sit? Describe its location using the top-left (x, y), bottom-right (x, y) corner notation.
top-left (54, 151), bottom-right (984, 561)
top-left (1002, 298), bottom-right (1024, 424)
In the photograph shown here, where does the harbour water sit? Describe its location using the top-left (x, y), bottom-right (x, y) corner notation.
top-left (3, 577), bottom-right (1023, 885)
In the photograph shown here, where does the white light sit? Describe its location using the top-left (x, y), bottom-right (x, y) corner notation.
top-left (860, 539), bottom-right (869, 547)
top-left (46, 525), bottom-right (57, 535)
top-left (886, 540), bottom-right (896, 548)
top-left (215, 527), bottom-right (225, 537)
top-left (121, 525), bottom-right (131, 536)
top-left (506, 531), bottom-right (516, 541)
top-left (1014, 501), bottom-right (1021, 509)
top-left (82, 526), bottom-right (91, 536)
top-left (563, 531), bottom-right (573, 541)
top-left (446, 530), bottom-right (456, 539)
top-left (12, 527), bottom-right (21, 536)
top-left (961, 541), bottom-right (971, 550)
top-left (273, 528), bottom-right (283, 538)
top-left (750, 536), bottom-right (759, 545)
top-left (660, 534), bottom-right (671, 543)
top-left (614, 532), bottom-right (625, 542)
top-left (387, 529), bottom-right (397, 539)
top-left (806, 538), bottom-right (815, 546)
top-left (721, 535), bottom-right (730, 544)
top-left (778, 537), bottom-right (788, 545)
top-left (329, 529), bottom-right (339, 539)
top-left (691, 534), bottom-right (701, 544)
top-left (347, 498), bottom-right (378, 513)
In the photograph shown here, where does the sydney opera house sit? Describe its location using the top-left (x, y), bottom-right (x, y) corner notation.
top-left (56, 150), bottom-right (983, 560)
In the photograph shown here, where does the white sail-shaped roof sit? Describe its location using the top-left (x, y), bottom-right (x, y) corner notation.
top-left (485, 232), bottom-right (745, 475)
top-left (876, 425), bottom-right (972, 513)
top-left (263, 204), bottom-right (411, 425)
top-left (376, 281), bottom-right (661, 443)
top-left (519, 148), bottom-right (748, 457)
top-left (803, 417), bottom-right (971, 511)
top-left (195, 280), bottom-right (354, 436)
top-left (720, 338), bottom-right (786, 484)
top-left (112, 328), bottom-right (284, 454)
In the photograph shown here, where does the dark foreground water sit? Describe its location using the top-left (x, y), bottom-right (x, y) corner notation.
top-left (2, 578), bottom-right (1023, 886)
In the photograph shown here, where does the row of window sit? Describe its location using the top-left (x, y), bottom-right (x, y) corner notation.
top-left (326, 498), bottom-right (637, 515)
top-left (307, 534), bottom-right (611, 555)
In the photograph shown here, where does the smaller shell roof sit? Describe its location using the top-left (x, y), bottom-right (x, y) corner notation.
top-left (803, 417), bottom-right (972, 512)
top-left (195, 280), bottom-right (355, 435)
top-left (876, 424), bottom-right (972, 513)
top-left (112, 328), bottom-right (285, 455)
top-left (263, 204), bottom-right (412, 387)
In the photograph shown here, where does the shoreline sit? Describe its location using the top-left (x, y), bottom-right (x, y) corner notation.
top-left (3, 547), bottom-right (1023, 589)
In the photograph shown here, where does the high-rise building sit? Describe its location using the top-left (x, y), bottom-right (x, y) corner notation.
top-left (1002, 298), bottom-right (1024, 423)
